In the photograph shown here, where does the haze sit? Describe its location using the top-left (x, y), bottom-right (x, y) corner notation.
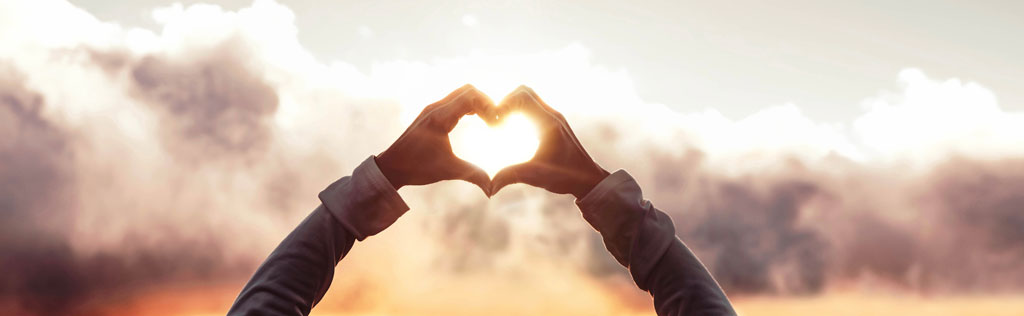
top-left (2, 1), bottom-right (1023, 315)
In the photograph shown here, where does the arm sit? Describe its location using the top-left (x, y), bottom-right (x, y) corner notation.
top-left (491, 86), bottom-right (735, 316)
top-left (229, 85), bottom-right (496, 315)
top-left (228, 156), bottom-right (407, 316)
top-left (578, 171), bottom-right (735, 316)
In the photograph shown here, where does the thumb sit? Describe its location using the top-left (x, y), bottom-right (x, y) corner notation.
top-left (452, 158), bottom-right (492, 197)
top-left (490, 162), bottom-right (538, 196)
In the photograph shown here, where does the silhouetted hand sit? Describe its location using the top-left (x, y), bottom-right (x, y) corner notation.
top-left (490, 86), bottom-right (610, 198)
top-left (376, 84), bottom-right (498, 195)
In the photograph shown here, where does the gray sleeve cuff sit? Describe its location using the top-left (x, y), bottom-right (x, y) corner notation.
top-left (576, 170), bottom-right (645, 266)
top-left (575, 169), bottom-right (677, 291)
top-left (318, 155), bottom-right (410, 241)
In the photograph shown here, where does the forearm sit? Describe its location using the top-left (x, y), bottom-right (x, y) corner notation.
top-left (577, 170), bottom-right (735, 316)
top-left (228, 205), bottom-right (355, 315)
top-left (229, 156), bottom-right (409, 315)
top-left (646, 238), bottom-right (733, 315)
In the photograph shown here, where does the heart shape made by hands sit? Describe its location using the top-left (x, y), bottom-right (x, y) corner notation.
top-left (449, 112), bottom-right (540, 178)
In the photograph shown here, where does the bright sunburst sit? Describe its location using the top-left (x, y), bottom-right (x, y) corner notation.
top-left (449, 113), bottom-right (540, 177)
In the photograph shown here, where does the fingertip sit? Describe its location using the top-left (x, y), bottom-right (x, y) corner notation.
top-left (495, 90), bottom-right (546, 123)
top-left (488, 167), bottom-right (519, 196)
top-left (498, 89), bottom-right (528, 110)
top-left (488, 174), bottom-right (504, 196)
top-left (489, 179), bottom-right (509, 197)
top-left (472, 89), bottom-right (496, 109)
top-left (456, 84), bottom-right (476, 95)
top-left (477, 110), bottom-right (500, 126)
top-left (471, 172), bottom-right (492, 197)
top-left (482, 183), bottom-right (494, 198)
top-left (456, 159), bottom-right (493, 197)
top-left (459, 86), bottom-right (495, 114)
top-left (472, 179), bottom-right (491, 197)
top-left (436, 84), bottom-right (474, 105)
top-left (511, 85), bottom-right (538, 98)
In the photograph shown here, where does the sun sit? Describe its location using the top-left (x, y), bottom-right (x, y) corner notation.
top-left (449, 113), bottom-right (540, 177)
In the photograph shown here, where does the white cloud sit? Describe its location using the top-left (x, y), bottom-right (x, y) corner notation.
top-left (357, 25), bottom-right (374, 38)
top-left (461, 14), bottom-right (479, 27)
top-left (854, 68), bottom-right (1024, 165)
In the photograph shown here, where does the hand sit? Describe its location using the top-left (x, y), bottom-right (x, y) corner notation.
top-left (490, 86), bottom-right (610, 198)
top-left (376, 84), bottom-right (498, 195)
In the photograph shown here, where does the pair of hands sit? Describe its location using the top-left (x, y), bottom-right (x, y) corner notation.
top-left (375, 84), bottom-right (610, 199)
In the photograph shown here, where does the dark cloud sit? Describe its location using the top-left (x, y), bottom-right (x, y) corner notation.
top-left (670, 164), bottom-right (830, 295)
top-left (0, 57), bottom-right (262, 315)
top-left (0, 63), bottom-right (79, 315)
top-left (915, 158), bottom-right (1024, 292)
top-left (410, 137), bottom-right (1024, 299)
top-left (633, 148), bottom-right (1024, 296)
top-left (0, 64), bottom-right (71, 219)
top-left (99, 39), bottom-right (280, 160)
top-left (427, 198), bottom-right (513, 273)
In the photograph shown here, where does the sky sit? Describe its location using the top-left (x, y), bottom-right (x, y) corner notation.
top-left (72, 0), bottom-right (1024, 121)
top-left (2, 1), bottom-right (1024, 315)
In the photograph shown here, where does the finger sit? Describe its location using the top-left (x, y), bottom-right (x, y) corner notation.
top-left (495, 88), bottom-right (561, 136)
top-left (435, 86), bottom-right (496, 130)
top-left (513, 85), bottom-right (546, 107)
top-left (419, 84), bottom-right (471, 116)
top-left (475, 96), bottom-right (501, 126)
top-left (495, 92), bottom-right (539, 127)
top-left (489, 162), bottom-right (537, 196)
top-left (460, 87), bottom-right (496, 120)
top-left (498, 86), bottom-right (536, 113)
top-left (437, 84), bottom-right (476, 106)
top-left (513, 85), bottom-right (568, 123)
top-left (450, 85), bottom-right (492, 114)
top-left (498, 86), bottom-right (557, 120)
top-left (452, 157), bottom-right (492, 197)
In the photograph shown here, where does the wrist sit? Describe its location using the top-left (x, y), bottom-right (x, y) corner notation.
top-left (374, 154), bottom-right (406, 190)
top-left (572, 166), bottom-right (610, 199)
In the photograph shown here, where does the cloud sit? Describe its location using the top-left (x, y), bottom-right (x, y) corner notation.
top-left (0, 63), bottom-right (78, 315)
top-left (1, 0), bottom-right (1024, 315)
top-left (127, 41), bottom-right (278, 159)
top-left (854, 69), bottom-right (1024, 165)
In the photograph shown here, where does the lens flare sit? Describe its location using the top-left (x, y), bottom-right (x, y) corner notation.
top-left (450, 113), bottom-right (540, 177)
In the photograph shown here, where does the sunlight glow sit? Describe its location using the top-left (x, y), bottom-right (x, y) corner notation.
top-left (449, 113), bottom-right (540, 177)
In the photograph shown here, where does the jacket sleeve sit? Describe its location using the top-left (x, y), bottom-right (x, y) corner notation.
top-left (228, 156), bottom-right (409, 316)
top-left (576, 170), bottom-right (736, 316)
